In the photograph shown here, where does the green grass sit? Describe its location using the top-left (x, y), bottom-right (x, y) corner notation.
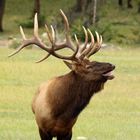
top-left (0, 47), bottom-right (140, 140)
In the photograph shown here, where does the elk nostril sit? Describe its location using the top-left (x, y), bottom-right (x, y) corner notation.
top-left (108, 63), bottom-right (115, 69)
top-left (111, 64), bottom-right (115, 69)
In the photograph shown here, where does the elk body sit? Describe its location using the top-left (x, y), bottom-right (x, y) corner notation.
top-left (9, 10), bottom-right (115, 140)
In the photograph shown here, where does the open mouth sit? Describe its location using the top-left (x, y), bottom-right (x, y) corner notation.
top-left (102, 69), bottom-right (115, 80)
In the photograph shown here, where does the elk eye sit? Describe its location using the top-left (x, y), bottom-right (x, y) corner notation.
top-left (86, 65), bottom-right (93, 70)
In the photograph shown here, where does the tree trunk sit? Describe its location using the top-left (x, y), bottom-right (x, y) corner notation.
top-left (0, 0), bottom-right (6, 32)
top-left (99, 0), bottom-right (106, 5)
top-left (75, 0), bottom-right (85, 12)
top-left (118, 0), bottom-right (123, 6)
top-left (68, 0), bottom-right (101, 26)
top-left (33, 0), bottom-right (40, 17)
top-left (138, 2), bottom-right (140, 13)
top-left (85, 0), bottom-right (92, 9)
top-left (127, 0), bottom-right (133, 8)
top-left (93, 0), bottom-right (97, 24)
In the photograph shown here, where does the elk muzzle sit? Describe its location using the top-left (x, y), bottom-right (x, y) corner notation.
top-left (102, 64), bottom-right (115, 80)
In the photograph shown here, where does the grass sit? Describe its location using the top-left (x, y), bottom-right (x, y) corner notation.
top-left (0, 47), bottom-right (140, 140)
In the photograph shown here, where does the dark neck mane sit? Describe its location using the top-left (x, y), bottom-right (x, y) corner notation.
top-left (59, 71), bottom-right (106, 118)
top-left (69, 71), bottom-right (105, 94)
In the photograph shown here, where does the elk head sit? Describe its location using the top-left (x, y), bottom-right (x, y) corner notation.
top-left (9, 9), bottom-right (115, 82)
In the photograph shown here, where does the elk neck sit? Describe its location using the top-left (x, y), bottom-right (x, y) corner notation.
top-left (68, 70), bottom-right (106, 95)
top-left (55, 71), bottom-right (106, 119)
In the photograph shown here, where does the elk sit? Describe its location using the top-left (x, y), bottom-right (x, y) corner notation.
top-left (9, 10), bottom-right (115, 140)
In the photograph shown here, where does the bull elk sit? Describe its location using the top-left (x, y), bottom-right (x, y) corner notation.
top-left (9, 10), bottom-right (115, 140)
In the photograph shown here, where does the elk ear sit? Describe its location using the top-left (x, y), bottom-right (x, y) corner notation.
top-left (63, 60), bottom-right (73, 70)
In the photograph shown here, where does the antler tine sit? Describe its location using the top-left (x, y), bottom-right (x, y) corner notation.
top-left (34, 13), bottom-right (39, 38)
top-left (8, 26), bottom-right (33, 57)
top-left (80, 26), bottom-right (88, 53)
top-left (78, 28), bottom-right (94, 59)
top-left (35, 53), bottom-right (51, 63)
top-left (87, 28), bottom-right (94, 44)
top-left (74, 34), bottom-right (80, 57)
top-left (8, 26), bottom-right (28, 57)
top-left (60, 9), bottom-right (70, 33)
top-left (8, 44), bottom-right (26, 57)
top-left (95, 34), bottom-right (102, 51)
top-left (95, 31), bottom-right (100, 43)
top-left (50, 25), bottom-right (56, 44)
top-left (8, 25), bottom-right (29, 57)
top-left (45, 24), bottom-right (53, 43)
top-left (74, 34), bottom-right (80, 47)
top-left (87, 31), bottom-right (102, 58)
top-left (100, 35), bottom-right (103, 44)
top-left (20, 26), bottom-right (26, 40)
top-left (59, 9), bottom-right (76, 51)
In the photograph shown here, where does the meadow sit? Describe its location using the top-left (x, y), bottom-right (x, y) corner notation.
top-left (0, 47), bottom-right (140, 140)
top-left (1, 0), bottom-right (140, 45)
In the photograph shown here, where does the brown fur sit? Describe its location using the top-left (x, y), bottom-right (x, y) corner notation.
top-left (32, 60), bottom-right (115, 139)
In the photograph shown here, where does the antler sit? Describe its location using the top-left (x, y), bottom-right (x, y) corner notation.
top-left (8, 10), bottom-right (103, 63)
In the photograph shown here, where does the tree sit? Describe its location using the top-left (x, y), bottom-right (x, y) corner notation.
top-left (93, 0), bottom-right (97, 24)
top-left (138, 2), bottom-right (140, 13)
top-left (32, 0), bottom-right (45, 27)
top-left (118, 0), bottom-right (133, 8)
top-left (75, 0), bottom-right (85, 12)
top-left (127, 0), bottom-right (133, 8)
top-left (33, 0), bottom-right (40, 17)
top-left (69, 0), bottom-right (99, 26)
top-left (118, 0), bottom-right (123, 7)
top-left (0, 0), bottom-right (6, 32)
